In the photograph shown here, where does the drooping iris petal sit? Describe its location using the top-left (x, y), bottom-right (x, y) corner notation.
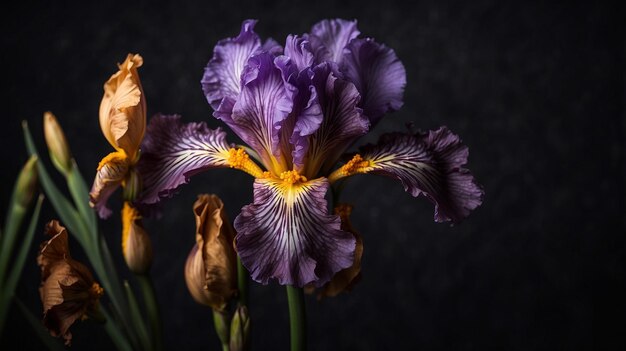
top-left (304, 63), bottom-right (369, 177)
top-left (136, 114), bottom-right (232, 205)
top-left (234, 177), bottom-right (355, 287)
top-left (355, 127), bottom-right (484, 223)
top-left (309, 19), bottom-right (360, 64)
top-left (230, 53), bottom-right (293, 172)
top-left (201, 20), bottom-right (261, 118)
top-left (341, 38), bottom-right (406, 126)
top-left (89, 151), bottom-right (129, 219)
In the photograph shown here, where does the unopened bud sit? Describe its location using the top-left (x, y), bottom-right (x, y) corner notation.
top-left (121, 202), bottom-right (152, 273)
top-left (15, 155), bottom-right (39, 207)
top-left (43, 111), bottom-right (72, 174)
top-left (229, 305), bottom-right (250, 351)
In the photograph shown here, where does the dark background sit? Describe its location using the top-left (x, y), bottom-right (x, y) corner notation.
top-left (1, 1), bottom-right (624, 350)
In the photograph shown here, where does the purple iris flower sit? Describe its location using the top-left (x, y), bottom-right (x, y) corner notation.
top-left (135, 19), bottom-right (483, 288)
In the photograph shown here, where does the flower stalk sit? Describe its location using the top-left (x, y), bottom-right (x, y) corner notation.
top-left (137, 274), bottom-right (164, 351)
top-left (286, 285), bottom-right (306, 351)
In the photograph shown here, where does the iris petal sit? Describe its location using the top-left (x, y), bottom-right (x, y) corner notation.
top-left (89, 151), bottom-right (129, 219)
top-left (354, 127), bottom-right (484, 223)
top-left (283, 35), bottom-right (315, 72)
top-left (136, 114), bottom-right (232, 205)
top-left (234, 177), bottom-right (355, 287)
top-left (201, 19), bottom-right (261, 118)
top-left (341, 38), bottom-right (406, 126)
top-left (230, 53), bottom-right (293, 172)
top-left (304, 63), bottom-right (369, 176)
top-left (309, 19), bottom-right (360, 64)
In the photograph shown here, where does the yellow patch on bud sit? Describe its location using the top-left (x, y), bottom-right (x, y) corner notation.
top-left (328, 154), bottom-right (373, 183)
top-left (121, 202), bottom-right (152, 274)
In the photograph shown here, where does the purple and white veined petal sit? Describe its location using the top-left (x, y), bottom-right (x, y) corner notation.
top-left (89, 152), bottom-right (129, 219)
top-left (359, 127), bottom-right (484, 223)
top-left (234, 177), bottom-right (355, 287)
top-left (274, 57), bottom-right (324, 171)
top-left (304, 63), bottom-right (369, 177)
top-left (341, 38), bottom-right (406, 126)
top-left (261, 37), bottom-right (283, 56)
top-left (309, 19), bottom-right (360, 64)
top-left (201, 19), bottom-right (261, 116)
top-left (230, 53), bottom-right (293, 171)
top-left (136, 114), bottom-right (232, 205)
top-left (283, 34), bottom-right (315, 72)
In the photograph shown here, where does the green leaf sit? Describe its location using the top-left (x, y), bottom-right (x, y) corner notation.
top-left (66, 160), bottom-right (97, 238)
top-left (123, 280), bottom-right (152, 350)
top-left (22, 121), bottom-right (88, 247)
top-left (0, 155), bottom-right (38, 284)
top-left (100, 305), bottom-right (135, 351)
top-left (0, 194), bottom-right (45, 334)
top-left (14, 298), bottom-right (66, 351)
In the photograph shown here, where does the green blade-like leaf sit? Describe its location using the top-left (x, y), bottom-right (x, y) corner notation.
top-left (0, 194), bottom-right (45, 334)
top-left (14, 298), bottom-right (65, 351)
top-left (123, 281), bottom-right (152, 350)
top-left (66, 160), bottom-right (97, 237)
top-left (101, 305), bottom-right (134, 351)
top-left (22, 121), bottom-right (88, 246)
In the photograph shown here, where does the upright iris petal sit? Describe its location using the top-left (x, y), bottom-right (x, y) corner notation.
top-left (283, 35), bottom-right (315, 72)
top-left (302, 63), bottom-right (369, 176)
top-left (341, 38), bottom-right (406, 126)
top-left (230, 53), bottom-right (293, 173)
top-left (309, 19), bottom-right (360, 64)
top-left (234, 176), bottom-right (355, 287)
top-left (202, 20), bottom-right (262, 119)
top-left (99, 54), bottom-right (146, 161)
top-left (202, 20), bottom-right (283, 120)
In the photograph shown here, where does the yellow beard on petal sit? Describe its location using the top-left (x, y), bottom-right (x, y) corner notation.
top-left (327, 154), bottom-right (373, 183)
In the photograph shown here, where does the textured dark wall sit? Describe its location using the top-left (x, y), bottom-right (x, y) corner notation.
top-left (1, 1), bottom-right (624, 350)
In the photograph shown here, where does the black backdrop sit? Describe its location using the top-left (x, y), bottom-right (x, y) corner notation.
top-left (1, 1), bottom-right (624, 350)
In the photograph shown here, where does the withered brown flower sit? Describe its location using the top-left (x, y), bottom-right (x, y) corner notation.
top-left (184, 194), bottom-right (237, 311)
top-left (38, 220), bottom-right (104, 345)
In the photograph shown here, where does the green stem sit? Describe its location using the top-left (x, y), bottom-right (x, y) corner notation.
top-left (286, 285), bottom-right (306, 351)
top-left (237, 256), bottom-right (248, 307)
top-left (137, 274), bottom-right (163, 351)
top-left (0, 204), bottom-right (26, 285)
